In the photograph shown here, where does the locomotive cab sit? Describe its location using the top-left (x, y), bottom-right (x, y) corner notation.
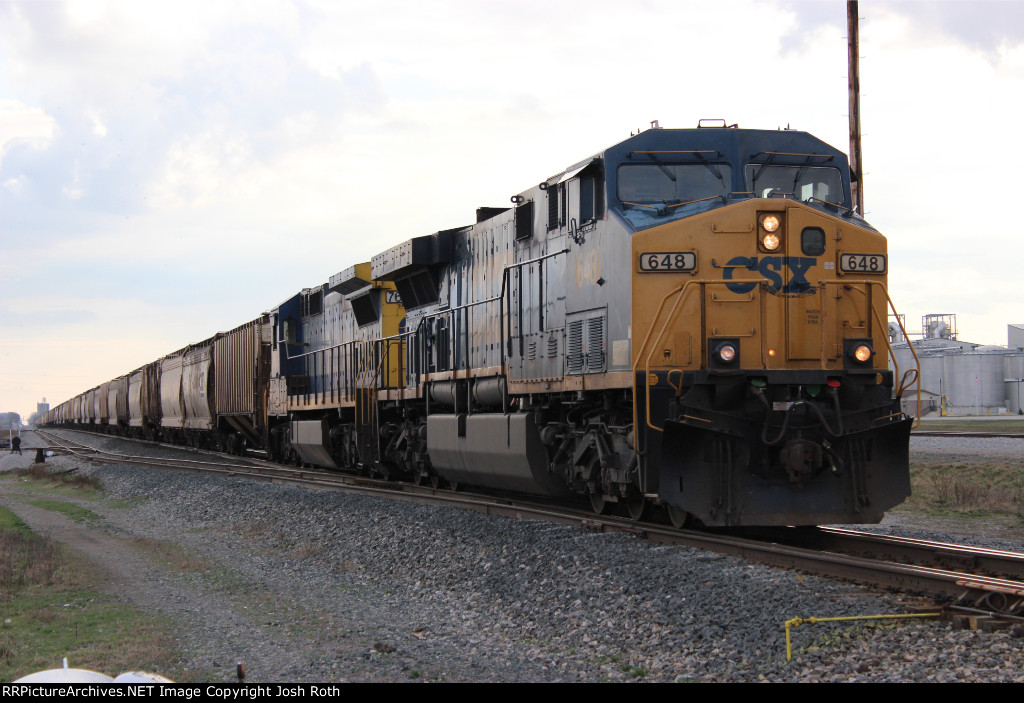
top-left (620, 127), bottom-right (914, 526)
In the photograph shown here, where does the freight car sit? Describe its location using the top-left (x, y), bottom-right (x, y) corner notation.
top-left (45, 122), bottom-right (918, 527)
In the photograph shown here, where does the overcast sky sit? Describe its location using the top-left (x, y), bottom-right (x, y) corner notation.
top-left (2, 0), bottom-right (1023, 420)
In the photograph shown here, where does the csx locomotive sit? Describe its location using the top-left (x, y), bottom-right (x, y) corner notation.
top-left (44, 122), bottom-right (917, 527)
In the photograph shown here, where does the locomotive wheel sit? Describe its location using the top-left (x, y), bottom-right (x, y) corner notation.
top-left (625, 494), bottom-right (650, 522)
top-left (589, 492), bottom-right (613, 515)
top-left (667, 505), bottom-right (690, 529)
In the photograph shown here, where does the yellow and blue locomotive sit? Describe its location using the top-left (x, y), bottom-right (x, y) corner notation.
top-left (269, 121), bottom-right (912, 527)
top-left (46, 122), bottom-right (915, 528)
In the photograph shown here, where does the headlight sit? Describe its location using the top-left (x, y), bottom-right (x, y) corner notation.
top-left (759, 214), bottom-right (782, 251)
top-left (710, 338), bottom-right (740, 368)
top-left (843, 339), bottom-right (876, 370)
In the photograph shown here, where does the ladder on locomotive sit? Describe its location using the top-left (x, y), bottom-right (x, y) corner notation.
top-left (353, 337), bottom-right (402, 466)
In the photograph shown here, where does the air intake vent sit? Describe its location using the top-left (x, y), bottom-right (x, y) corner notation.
top-left (587, 317), bottom-right (605, 372)
top-left (566, 310), bottom-right (606, 374)
top-left (566, 320), bottom-right (584, 374)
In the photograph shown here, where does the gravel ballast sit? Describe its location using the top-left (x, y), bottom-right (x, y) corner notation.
top-left (4, 430), bottom-right (1023, 682)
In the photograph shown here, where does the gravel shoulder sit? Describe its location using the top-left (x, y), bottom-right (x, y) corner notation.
top-left (1, 430), bottom-right (1022, 683)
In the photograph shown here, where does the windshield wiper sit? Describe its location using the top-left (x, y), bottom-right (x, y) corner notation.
top-left (646, 152), bottom-right (676, 182)
top-left (693, 151), bottom-right (725, 181)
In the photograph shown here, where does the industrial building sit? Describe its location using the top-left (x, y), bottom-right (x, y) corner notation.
top-left (890, 315), bottom-right (1024, 417)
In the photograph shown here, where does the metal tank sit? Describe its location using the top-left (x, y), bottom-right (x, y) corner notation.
top-left (943, 351), bottom-right (1006, 415)
top-left (1004, 354), bottom-right (1024, 414)
top-left (918, 353), bottom-right (947, 415)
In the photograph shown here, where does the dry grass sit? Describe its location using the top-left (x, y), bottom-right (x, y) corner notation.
top-left (129, 537), bottom-right (211, 573)
top-left (289, 541), bottom-right (326, 559)
top-left (235, 520), bottom-right (273, 540)
top-left (13, 464), bottom-right (103, 492)
top-left (0, 506), bottom-right (183, 680)
top-left (907, 460), bottom-right (1024, 521)
top-left (0, 530), bottom-right (62, 596)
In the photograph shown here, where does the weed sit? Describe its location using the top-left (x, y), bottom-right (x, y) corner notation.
top-left (620, 663), bottom-right (648, 678)
top-left (408, 668), bottom-right (422, 680)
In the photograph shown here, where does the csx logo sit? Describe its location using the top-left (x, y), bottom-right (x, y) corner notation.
top-left (723, 256), bottom-right (817, 295)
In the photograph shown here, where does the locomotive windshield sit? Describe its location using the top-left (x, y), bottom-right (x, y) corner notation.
top-left (744, 164), bottom-right (845, 205)
top-left (618, 162), bottom-right (732, 204)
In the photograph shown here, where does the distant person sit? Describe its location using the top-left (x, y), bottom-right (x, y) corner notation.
top-left (10, 436), bottom-right (21, 455)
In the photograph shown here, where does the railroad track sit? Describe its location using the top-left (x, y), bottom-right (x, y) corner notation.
top-left (29, 429), bottom-right (1024, 631)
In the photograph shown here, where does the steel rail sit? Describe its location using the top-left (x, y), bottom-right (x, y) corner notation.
top-left (30, 430), bottom-right (1024, 619)
top-left (739, 526), bottom-right (1024, 582)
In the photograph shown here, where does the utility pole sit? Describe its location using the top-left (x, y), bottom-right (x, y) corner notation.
top-left (848, 0), bottom-right (864, 215)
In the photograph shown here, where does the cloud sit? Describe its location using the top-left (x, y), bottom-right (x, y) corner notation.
top-left (0, 0), bottom-right (386, 249)
top-left (0, 99), bottom-right (57, 170)
top-left (0, 306), bottom-right (98, 328)
top-left (886, 0), bottom-right (1024, 56)
top-left (783, 1), bottom-right (1024, 62)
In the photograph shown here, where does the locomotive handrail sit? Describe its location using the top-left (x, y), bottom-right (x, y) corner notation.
top-left (632, 278), bottom-right (704, 437)
top-left (415, 247), bottom-right (569, 379)
top-left (841, 280), bottom-right (922, 428)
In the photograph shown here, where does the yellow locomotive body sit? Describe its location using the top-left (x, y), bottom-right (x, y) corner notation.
top-left (634, 198), bottom-right (911, 525)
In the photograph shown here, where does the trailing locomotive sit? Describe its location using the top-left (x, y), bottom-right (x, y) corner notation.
top-left (44, 122), bottom-right (917, 527)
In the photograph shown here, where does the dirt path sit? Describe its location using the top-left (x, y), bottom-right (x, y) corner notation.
top-left (0, 489), bottom-right (158, 598)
